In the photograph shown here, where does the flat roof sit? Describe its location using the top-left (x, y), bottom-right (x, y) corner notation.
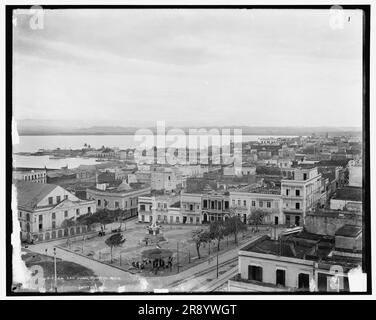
top-left (335, 225), bottom-right (362, 238)
top-left (333, 187), bottom-right (363, 202)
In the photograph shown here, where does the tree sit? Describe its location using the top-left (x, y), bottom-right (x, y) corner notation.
top-left (224, 216), bottom-right (248, 245)
top-left (61, 218), bottom-right (76, 247)
top-left (209, 220), bottom-right (226, 253)
top-left (247, 209), bottom-right (267, 232)
top-left (192, 229), bottom-right (211, 259)
top-left (105, 233), bottom-right (125, 263)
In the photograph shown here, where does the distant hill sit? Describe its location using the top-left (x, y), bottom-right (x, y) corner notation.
top-left (16, 124), bottom-right (362, 137)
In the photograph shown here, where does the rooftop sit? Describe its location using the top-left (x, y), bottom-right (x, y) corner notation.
top-left (14, 181), bottom-right (58, 210)
top-left (241, 232), bottom-right (334, 260)
top-left (335, 225), bottom-right (362, 238)
top-left (332, 186), bottom-right (363, 202)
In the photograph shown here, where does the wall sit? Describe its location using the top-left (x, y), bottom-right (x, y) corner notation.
top-left (305, 212), bottom-right (362, 236)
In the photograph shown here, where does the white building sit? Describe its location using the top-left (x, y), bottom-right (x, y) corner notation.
top-left (13, 168), bottom-right (47, 184)
top-left (16, 181), bottom-right (96, 243)
top-left (281, 167), bottom-right (322, 227)
top-left (228, 233), bottom-right (357, 292)
top-left (138, 194), bottom-right (181, 224)
top-left (348, 161), bottom-right (362, 187)
top-left (230, 187), bottom-right (283, 225)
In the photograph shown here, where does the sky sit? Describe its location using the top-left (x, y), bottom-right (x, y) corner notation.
top-left (13, 8), bottom-right (363, 128)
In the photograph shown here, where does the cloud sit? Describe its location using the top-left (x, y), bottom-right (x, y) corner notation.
top-left (13, 8), bottom-right (363, 127)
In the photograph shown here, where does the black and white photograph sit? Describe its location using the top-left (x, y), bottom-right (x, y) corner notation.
top-left (4, 2), bottom-right (372, 298)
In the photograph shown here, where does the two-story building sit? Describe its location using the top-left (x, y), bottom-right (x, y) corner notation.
top-left (86, 181), bottom-right (150, 218)
top-left (15, 181), bottom-right (96, 243)
top-left (137, 193), bottom-right (180, 224)
top-left (230, 186), bottom-right (283, 225)
top-left (13, 167), bottom-right (47, 184)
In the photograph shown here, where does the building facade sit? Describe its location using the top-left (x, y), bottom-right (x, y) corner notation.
top-left (16, 181), bottom-right (96, 243)
top-left (13, 168), bottom-right (47, 184)
top-left (281, 167), bottom-right (322, 227)
top-left (230, 187), bottom-right (283, 225)
top-left (86, 182), bottom-right (151, 218)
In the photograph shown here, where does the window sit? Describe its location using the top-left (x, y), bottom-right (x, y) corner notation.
top-left (39, 223), bottom-right (43, 231)
top-left (196, 217), bottom-right (200, 224)
top-left (243, 200), bottom-right (247, 207)
top-left (295, 203), bottom-right (300, 210)
top-left (39, 215), bottom-right (43, 222)
top-left (286, 215), bottom-right (291, 225)
top-left (56, 196), bottom-right (61, 203)
top-left (48, 197), bottom-right (53, 205)
top-left (259, 201), bottom-right (263, 208)
top-left (64, 211), bottom-right (68, 218)
top-left (158, 215), bottom-right (161, 221)
top-left (252, 201), bottom-right (256, 207)
top-left (190, 217), bottom-right (193, 224)
top-left (298, 273), bottom-right (310, 290)
top-left (218, 202), bottom-right (222, 210)
top-left (286, 189), bottom-right (289, 196)
top-left (52, 221), bottom-right (56, 229)
top-left (248, 265), bottom-right (263, 282)
top-left (238, 200), bottom-right (241, 206)
top-left (176, 216), bottom-right (180, 223)
top-left (76, 209), bottom-right (80, 215)
top-left (64, 195), bottom-right (68, 200)
top-left (224, 201), bottom-right (229, 209)
top-left (52, 212), bottom-right (56, 220)
top-left (98, 199), bottom-right (101, 206)
top-left (115, 201), bottom-right (119, 208)
top-left (190, 204), bottom-right (193, 211)
top-left (303, 173), bottom-right (307, 180)
top-left (295, 216), bottom-right (300, 226)
top-left (140, 204), bottom-right (145, 211)
top-left (26, 213), bottom-right (30, 222)
top-left (203, 200), bottom-right (208, 208)
top-left (267, 201), bottom-right (271, 208)
top-left (141, 215), bottom-right (145, 222)
top-left (88, 207), bottom-right (91, 213)
top-left (276, 269), bottom-right (286, 286)
top-left (295, 190), bottom-right (300, 196)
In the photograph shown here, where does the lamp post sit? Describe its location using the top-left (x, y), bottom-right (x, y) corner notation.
top-left (53, 247), bottom-right (57, 293)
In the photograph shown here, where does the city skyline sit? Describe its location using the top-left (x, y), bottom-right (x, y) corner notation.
top-left (13, 9), bottom-right (363, 128)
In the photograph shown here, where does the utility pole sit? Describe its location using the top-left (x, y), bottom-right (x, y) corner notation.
top-left (177, 242), bottom-right (180, 273)
top-left (53, 247), bottom-right (57, 293)
top-left (216, 245), bottom-right (219, 278)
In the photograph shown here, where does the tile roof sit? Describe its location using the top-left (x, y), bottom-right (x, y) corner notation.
top-left (14, 181), bottom-right (58, 210)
